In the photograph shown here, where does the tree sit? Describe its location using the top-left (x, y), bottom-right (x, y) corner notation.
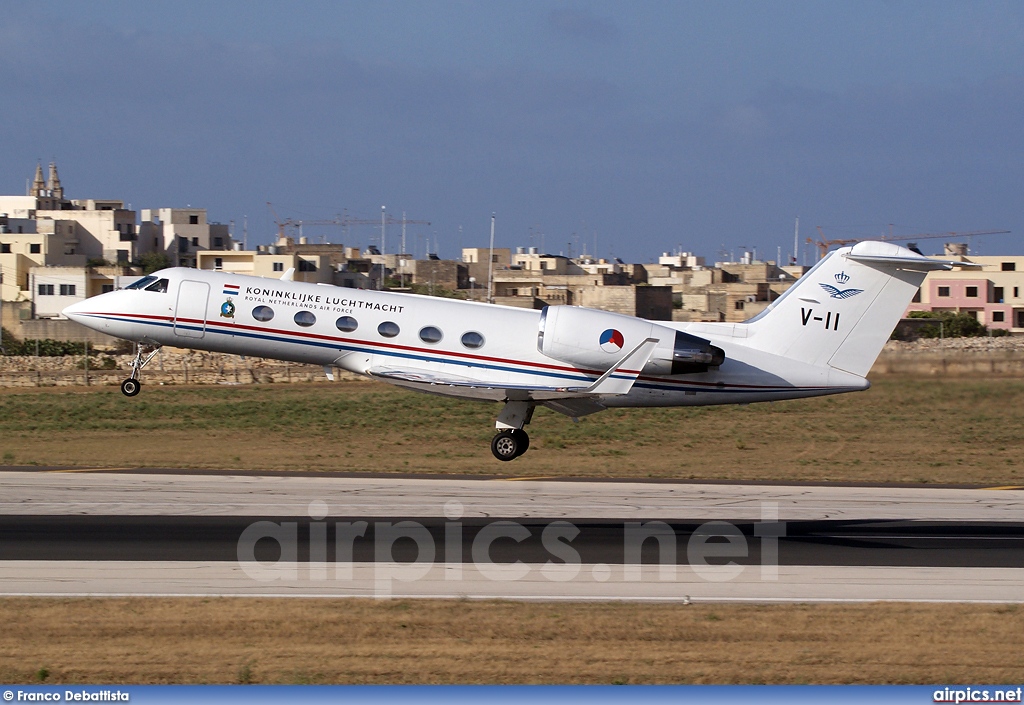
top-left (140, 251), bottom-right (172, 274)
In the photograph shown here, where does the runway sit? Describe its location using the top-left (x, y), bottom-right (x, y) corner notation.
top-left (0, 469), bottom-right (1022, 602)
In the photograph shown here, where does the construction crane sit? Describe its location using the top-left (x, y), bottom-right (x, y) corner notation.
top-left (808, 226), bottom-right (1011, 259)
top-left (339, 209), bottom-right (431, 255)
top-left (266, 202), bottom-right (343, 241)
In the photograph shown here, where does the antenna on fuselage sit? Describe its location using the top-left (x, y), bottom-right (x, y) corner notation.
top-left (280, 267), bottom-right (295, 281)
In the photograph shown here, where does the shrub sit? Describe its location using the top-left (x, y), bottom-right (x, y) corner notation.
top-left (1, 329), bottom-right (97, 356)
top-left (907, 310), bottom-right (988, 338)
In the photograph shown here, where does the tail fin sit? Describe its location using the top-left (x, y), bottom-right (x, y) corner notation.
top-left (743, 242), bottom-right (966, 377)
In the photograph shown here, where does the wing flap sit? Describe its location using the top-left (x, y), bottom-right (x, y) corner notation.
top-left (366, 338), bottom-right (659, 403)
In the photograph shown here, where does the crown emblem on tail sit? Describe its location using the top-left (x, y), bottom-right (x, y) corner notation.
top-left (834, 271), bottom-right (850, 285)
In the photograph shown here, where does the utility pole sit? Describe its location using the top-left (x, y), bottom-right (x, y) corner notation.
top-left (793, 216), bottom-right (799, 265)
top-left (487, 213), bottom-right (495, 304)
top-left (0, 270), bottom-right (4, 354)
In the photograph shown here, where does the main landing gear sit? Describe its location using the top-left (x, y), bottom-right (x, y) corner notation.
top-left (120, 343), bottom-right (161, 397)
top-left (489, 400), bottom-right (534, 462)
top-left (491, 429), bottom-right (530, 462)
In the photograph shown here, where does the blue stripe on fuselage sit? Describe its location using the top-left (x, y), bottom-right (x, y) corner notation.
top-left (80, 312), bottom-right (816, 394)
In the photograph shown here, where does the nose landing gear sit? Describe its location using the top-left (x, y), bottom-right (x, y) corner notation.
top-left (120, 344), bottom-right (161, 397)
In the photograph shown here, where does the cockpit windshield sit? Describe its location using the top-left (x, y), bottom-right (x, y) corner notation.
top-left (124, 276), bottom-right (169, 293)
top-left (125, 276), bottom-right (158, 290)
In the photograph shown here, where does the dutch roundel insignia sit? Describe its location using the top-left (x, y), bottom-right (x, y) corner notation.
top-left (599, 328), bottom-right (624, 353)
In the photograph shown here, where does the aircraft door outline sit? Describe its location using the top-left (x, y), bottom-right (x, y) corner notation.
top-left (174, 280), bottom-right (210, 339)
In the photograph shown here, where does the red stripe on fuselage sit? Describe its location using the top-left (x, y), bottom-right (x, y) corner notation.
top-left (83, 310), bottom-right (808, 391)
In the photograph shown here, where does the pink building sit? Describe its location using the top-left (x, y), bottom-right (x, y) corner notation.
top-left (904, 256), bottom-right (1024, 331)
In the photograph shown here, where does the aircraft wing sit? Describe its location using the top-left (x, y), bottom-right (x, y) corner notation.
top-left (367, 338), bottom-right (659, 406)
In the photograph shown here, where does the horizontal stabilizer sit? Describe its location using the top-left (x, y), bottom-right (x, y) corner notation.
top-left (846, 253), bottom-right (981, 271)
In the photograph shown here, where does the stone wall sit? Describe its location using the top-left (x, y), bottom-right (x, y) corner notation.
top-left (0, 349), bottom-right (360, 388)
top-left (871, 337), bottom-right (1024, 377)
top-left (10, 318), bottom-right (122, 346)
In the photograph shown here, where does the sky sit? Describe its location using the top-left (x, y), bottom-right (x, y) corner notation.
top-left (1, 0), bottom-right (1022, 264)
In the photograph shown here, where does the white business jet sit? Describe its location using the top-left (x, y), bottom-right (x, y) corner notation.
top-left (63, 242), bottom-right (968, 461)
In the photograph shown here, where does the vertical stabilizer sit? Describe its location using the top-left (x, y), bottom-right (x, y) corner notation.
top-left (742, 242), bottom-right (962, 377)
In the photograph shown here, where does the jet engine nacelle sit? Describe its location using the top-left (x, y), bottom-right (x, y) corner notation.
top-left (537, 305), bottom-right (724, 376)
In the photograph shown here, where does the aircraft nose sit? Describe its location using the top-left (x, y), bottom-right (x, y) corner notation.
top-left (62, 298), bottom-right (88, 323)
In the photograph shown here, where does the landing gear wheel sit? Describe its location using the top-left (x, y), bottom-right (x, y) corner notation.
top-left (491, 431), bottom-right (517, 461)
top-left (120, 378), bottom-right (141, 397)
top-left (511, 429), bottom-right (529, 457)
top-left (491, 429), bottom-right (527, 461)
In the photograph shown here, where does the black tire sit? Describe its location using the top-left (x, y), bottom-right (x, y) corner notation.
top-left (511, 429), bottom-right (530, 457)
top-left (491, 430), bottom-right (521, 461)
top-left (120, 378), bottom-right (141, 397)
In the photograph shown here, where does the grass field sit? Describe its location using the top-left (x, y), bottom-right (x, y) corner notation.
top-left (1, 379), bottom-right (1022, 685)
top-left (0, 599), bottom-right (1021, 685)
top-left (0, 377), bottom-right (1021, 484)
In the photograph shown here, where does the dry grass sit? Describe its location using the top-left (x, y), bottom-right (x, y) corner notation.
top-left (0, 377), bottom-right (1021, 484)
top-left (0, 598), bottom-right (1020, 684)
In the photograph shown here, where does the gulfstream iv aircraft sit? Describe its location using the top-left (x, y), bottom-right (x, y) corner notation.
top-left (63, 242), bottom-right (969, 461)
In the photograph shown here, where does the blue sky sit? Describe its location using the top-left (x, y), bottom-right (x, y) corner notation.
top-left (1, 1), bottom-right (1021, 263)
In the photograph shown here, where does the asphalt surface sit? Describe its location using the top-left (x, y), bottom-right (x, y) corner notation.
top-left (2, 515), bottom-right (1022, 568)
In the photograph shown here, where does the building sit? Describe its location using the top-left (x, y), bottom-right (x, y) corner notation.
top-left (139, 208), bottom-right (231, 267)
top-left (196, 249), bottom-right (333, 284)
top-left (0, 216), bottom-right (87, 302)
top-left (905, 248), bottom-right (1024, 331)
top-left (35, 199), bottom-right (139, 264)
top-left (24, 264), bottom-right (139, 318)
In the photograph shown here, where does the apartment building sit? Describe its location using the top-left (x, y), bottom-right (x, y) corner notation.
top-left (906, 252), bottom-right (1024, 331)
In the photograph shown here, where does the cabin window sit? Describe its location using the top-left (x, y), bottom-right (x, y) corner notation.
top-left (419, 326), bottom-right (443, 344)
top-left (144, 279), bottom-right (168, 293)
top-left (336, 316), bottom-right (358, 332)
top-left (294, 311), bottom-right (316, 327)
top-left (126, 276), bottom-right (158, 290)
top-left (378, 321), bottom-right (400, 338)
top-left (461, 331), bottom-right (485, 349)
top-left (252, 305), bottom-right (274, 322)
